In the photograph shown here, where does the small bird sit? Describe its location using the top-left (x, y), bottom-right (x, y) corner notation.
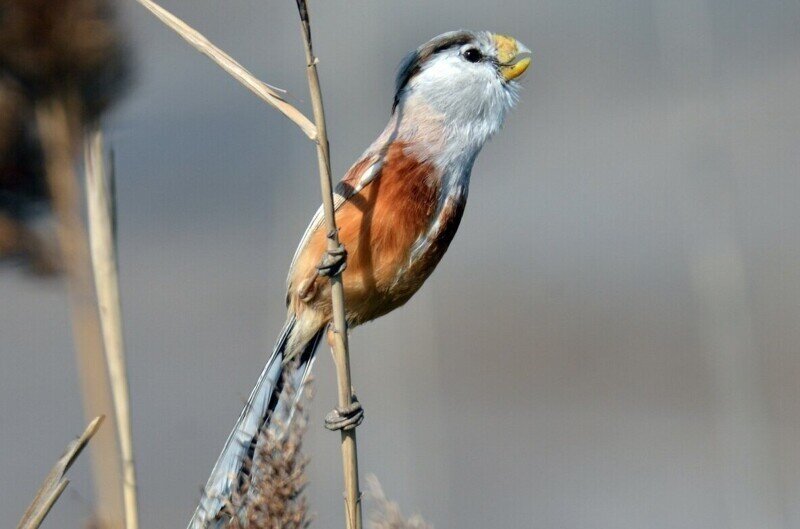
top-left (191, 30), bottom-right (531, 528)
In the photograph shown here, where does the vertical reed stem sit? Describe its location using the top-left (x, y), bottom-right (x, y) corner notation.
top-left (294, 3), bottom-right (363, 529)
top-left (35, 96), bottom-right (125, 529)
top-left (85, 128), bottom-right (140, 529)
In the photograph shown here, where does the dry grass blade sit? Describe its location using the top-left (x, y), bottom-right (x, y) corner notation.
top-left (133, 0), bottom-right (317, 140)
top-left (85, 128), bottom-right (140, 529)
top-left (16, 416), bottom-right (105, 529)
top-left (24, 480), bottom-right (70, 529)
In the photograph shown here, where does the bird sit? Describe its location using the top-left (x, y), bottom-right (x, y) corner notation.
top-left (190, 29), bottom-right (531, 529)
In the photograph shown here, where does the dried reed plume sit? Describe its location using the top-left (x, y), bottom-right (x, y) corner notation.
top-left (222, 364), bottom-right (312, 529)
top-left (0, 79), bottom-right (44, 210)
top-left (0, 0), bottom-right (129, 119)
top-left (365, 477), bottom-right (433, 529)
top-left (0, 79), bottom-right (29, 155)
top-left (0, 78), bottom-right (57, 274)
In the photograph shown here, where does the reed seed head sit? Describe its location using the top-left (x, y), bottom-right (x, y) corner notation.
top-left (0, 0), bottom-right (129, 118)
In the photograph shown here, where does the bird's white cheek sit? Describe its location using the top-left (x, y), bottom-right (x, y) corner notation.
top-left (415, 71), bottom-right (494, 122)
top-left (401, 57), bottom-right (516, 169)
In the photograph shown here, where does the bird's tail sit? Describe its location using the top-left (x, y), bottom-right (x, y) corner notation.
top-left (188, 315), bottom-right (324, 529)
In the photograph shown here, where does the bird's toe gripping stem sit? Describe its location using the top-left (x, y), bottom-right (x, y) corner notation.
top-left (316, 230), bottom-right (348, 278)
top-left (324, 394), bottom-right (364, 431)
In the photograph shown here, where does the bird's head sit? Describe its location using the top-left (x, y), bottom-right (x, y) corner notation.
top-left (393, 30), bottom-right (531, 138)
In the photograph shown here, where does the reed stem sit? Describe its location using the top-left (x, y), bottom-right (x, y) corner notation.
top-left (85, 128), bottom-right (140, 529)
top-left (294, 3), bottom-right (363, 529)
top-left (35, 95), bottom-right (125, 529)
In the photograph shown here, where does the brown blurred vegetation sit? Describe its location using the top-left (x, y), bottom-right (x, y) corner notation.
top-left (0, 78), bottom-right (55, 274)
top-left (0, 0), bottom-right (129, 274)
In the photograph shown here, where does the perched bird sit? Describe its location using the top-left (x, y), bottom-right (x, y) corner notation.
top-left (191, 30), bottom-right (531, 528)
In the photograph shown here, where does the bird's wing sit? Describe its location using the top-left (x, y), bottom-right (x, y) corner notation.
top-left (286, 154), bottom-right (383, 290)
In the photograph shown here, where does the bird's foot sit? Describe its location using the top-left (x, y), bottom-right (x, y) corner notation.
top-left (324, 394), bottom-right (364, 431)
top-left (316, 239), bottom-right (348, 278)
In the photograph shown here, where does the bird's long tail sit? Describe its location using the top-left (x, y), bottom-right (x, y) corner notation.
top-left (188, 315), bottom-right (323, 529)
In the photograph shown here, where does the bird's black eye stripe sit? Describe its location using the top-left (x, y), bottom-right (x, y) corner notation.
top-left (463, 48), bottom-right (482, 63)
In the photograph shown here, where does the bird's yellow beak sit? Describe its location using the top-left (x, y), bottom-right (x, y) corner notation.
top-left (492, 34), bottom-right (532, 82)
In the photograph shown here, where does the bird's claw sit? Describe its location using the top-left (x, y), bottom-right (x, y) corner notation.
top-left (324, 395), bottom-right (364, 431)
top-left (316, 244), bottom-right (347, 277)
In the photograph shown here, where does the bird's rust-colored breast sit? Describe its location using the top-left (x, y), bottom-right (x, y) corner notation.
top-left (289, 141), bottom-right (463, 325)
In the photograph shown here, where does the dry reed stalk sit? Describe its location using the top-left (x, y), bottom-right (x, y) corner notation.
top-left (293, 3), bottom-right (363, 529)
top-left (16, 416), bottom-right (105, 529)
top-left (85, 127), bottom-right (140, 529)
top-left (35, 95), bottom-right (125, 529)
top-left (133, 0), bottom-right (317, 140)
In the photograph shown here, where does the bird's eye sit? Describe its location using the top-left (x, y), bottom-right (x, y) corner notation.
top-left (463, 48), bottom-right (482, 63)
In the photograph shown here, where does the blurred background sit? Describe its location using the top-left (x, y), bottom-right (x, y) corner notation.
top-left (2, 0), bottom-right (800, 528)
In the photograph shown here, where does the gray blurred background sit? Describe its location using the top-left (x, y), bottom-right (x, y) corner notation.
top-left (2, 0), bottom-right (800, 527)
